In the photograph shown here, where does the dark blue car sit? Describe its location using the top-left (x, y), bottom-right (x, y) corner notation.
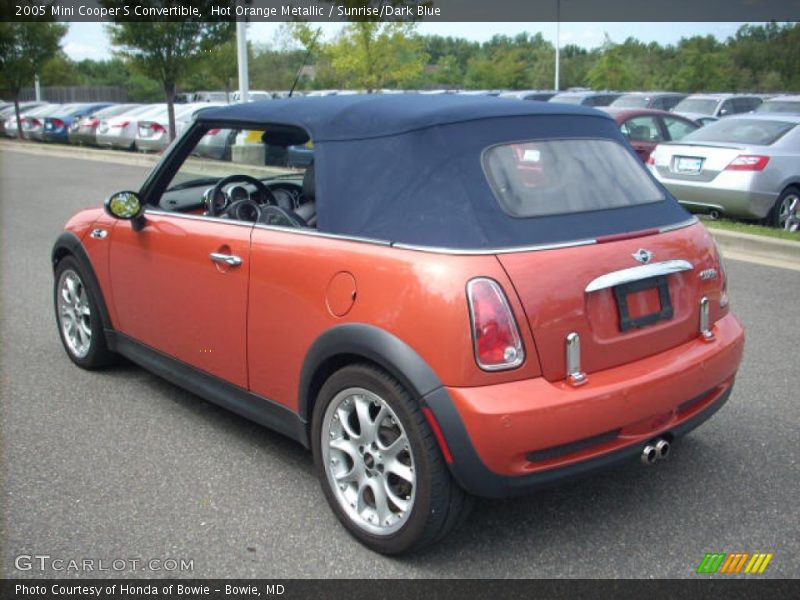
top-left (42, 103), bottom-right (112, 143)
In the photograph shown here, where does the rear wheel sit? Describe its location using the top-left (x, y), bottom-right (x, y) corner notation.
top-left (54, 257), bottom-right (116, 369)
top-left (311, 363), bottom-right (471, 554)
top-left (769, 186), bottom-right (799, 229)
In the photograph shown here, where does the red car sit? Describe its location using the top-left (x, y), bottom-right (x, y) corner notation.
top-left (53, 96), bottom-right (744, 554)
top-left (601, 107), bottom-right (701, 162)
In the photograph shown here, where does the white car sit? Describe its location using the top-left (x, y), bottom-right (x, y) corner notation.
top-left (136, 103), bottom-right (224, 153)
top-left (96, 104), bottom-right (166, 150)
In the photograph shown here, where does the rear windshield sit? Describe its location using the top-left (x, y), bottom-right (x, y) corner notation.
top-left (755, 100), bottom-right (800, 114)
top-left (611, 95), bottom-right (649, 108)
top-left (550, 94), bottom-right (585, 104)
top-left (674, 98), bottom-right (718, 115)
top-left (680, 118), bottom-right (796, 145)
top-left (483, 139), bottom-right (664, 218)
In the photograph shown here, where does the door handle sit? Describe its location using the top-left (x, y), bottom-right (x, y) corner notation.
top-left (209, 252), bottom-right (242, 266)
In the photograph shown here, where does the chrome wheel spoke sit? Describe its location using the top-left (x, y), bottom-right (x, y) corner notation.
top-left (385, 457), bottom-right (414, 484)
top-left (370, 477), bottom-right (392, 525)
top-left (354, 395), bottom-right (374, 439)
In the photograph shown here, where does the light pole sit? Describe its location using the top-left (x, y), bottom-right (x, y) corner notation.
top-left (236, 20), bottom-right (249, 103)
top-left (554, 0), bottom-right (560, 91)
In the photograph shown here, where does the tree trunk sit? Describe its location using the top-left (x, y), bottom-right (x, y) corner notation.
top-left (165, 82), bottom-right (177, 141)
top-left (13, 92), bottom-right (23, 140)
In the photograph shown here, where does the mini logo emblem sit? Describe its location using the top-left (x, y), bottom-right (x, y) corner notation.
top-left (632, 249), bottom-right (653, 264)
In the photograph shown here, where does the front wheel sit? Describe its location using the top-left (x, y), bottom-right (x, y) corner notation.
top-left (311, 364), bottom-right (471, 554)
top-left (54, 256), bottom-right (116, 369)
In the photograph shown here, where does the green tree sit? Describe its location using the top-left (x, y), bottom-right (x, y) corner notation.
top-left (104, 1), bottom-right (234, 139)
top-left (326, 22), bottom-right (428, 92)
top-left (0, 21), bottom-right (66, 138)
top-left (40, 52), bottom-right (84, 86)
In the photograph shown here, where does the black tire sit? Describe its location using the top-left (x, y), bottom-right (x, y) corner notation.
top-left (311, 363), bottom-right (472, 554)
top-left (53, 256), bottom-right (116, 369)
top-left (769, 186), bottom-right (800, 229)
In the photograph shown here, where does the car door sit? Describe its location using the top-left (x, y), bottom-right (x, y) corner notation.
top-left (108, 212), bottom-right (252, 388)
top-left (619, 115), bottom-right (663, 161)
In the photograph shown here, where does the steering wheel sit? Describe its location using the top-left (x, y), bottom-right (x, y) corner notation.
top-left (207, 174), bottom-right (277, 217)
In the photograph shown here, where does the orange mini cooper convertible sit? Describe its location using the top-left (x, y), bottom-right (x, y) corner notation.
top-left (53, 95), bottom-right (744, 553)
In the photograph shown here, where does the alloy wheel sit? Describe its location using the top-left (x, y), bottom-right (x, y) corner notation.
top-left (57, 269), bottom-right (92, 358)
top-left (321, 387), bottom-right (416, 535)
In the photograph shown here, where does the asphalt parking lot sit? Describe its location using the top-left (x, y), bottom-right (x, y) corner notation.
top-left (1, 148), bottom-right (798, 579)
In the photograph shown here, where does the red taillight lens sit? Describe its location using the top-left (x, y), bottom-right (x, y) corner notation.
top-left (52, 118), bottom-right (65, 129)
top-left (467, 278), bottom-right (525, 371)
top-left (206, 128), bottom-right (221, 136)
top-left (112, 121), bottom-right (129, 128)
top-left (87, 118), bottom-right (100, 128)
top-left (725, 155), bottom-right (769, 171)
top-left (150, 123), bottom-right (166, 133)
top-left (646, 154), bottom-right (655, 165)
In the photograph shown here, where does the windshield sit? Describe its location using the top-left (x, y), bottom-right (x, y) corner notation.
top-left (680, 118), bottom-right (796, 146)
top-left (755, 100), bottom-right (800, 114)
top-left (611, 95), bottom-right (650, 108)
top-left (674, 98), bottom-right (719, 115)
top-left (483, 139), bottom-right (664, 218)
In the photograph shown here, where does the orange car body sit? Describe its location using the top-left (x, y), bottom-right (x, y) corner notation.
top-left (53, 96), bottom-right (744, 498)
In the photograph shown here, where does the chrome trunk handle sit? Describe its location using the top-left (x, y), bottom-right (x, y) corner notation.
top-left (585, 260), bottom-right (693, 293)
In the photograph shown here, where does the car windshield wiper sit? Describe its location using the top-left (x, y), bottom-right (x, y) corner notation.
top-left (166, 177), bottom-right (221, 192)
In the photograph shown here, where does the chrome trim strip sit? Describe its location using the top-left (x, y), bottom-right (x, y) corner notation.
top-left (585, 259), bottom-right (694, 293)
top-left (253, 223), bottom-right (392, 246)
top-left (391, 238), bottom-right (597, 256)
top-left (145, 209), bottom-right (255, 229)
top-left (658, 216), bottom-right (699, 233)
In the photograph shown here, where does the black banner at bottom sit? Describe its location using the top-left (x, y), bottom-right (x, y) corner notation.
top-left (2, 579), bottom-right (799, 600)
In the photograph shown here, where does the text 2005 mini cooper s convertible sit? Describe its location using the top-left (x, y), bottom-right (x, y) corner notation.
top-left (53, 96), bottom-right (744, 553)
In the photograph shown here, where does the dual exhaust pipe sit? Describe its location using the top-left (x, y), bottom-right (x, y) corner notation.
top-left (641, 439), bottom-right (670, 465)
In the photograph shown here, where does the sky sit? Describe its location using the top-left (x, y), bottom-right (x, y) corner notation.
top-left (63, 21), bottom-right (754, 61)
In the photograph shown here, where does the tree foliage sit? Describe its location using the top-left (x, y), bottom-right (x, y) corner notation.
top-left (326, 22), bottom-right (428, 91)
top-left (103, 0), bottom-right (233, 139)
top-left (0, 21), bottom-right (66, 137)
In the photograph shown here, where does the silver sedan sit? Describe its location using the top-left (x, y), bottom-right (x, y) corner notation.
top-left (648, 114), bottom-right (800, 228)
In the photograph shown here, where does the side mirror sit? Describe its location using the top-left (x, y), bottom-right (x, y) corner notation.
top-left (105, 191), bottom-right (143, 220)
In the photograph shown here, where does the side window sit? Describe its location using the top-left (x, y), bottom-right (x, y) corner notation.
top-left (663, 117), bottom-right (699, 141)
top-left (620, 116), bottom-right (663, 142)
top-left (719, 99), bottom-right (736, 115)
top-left (661, 96), bottom-right (683, 111)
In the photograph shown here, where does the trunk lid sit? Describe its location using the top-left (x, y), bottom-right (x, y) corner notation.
top-left (653, 142), bottom-right (746, 183)
top-left (497, 222), bottom-right (722, 382)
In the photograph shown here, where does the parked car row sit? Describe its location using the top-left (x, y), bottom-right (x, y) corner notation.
top-left (2, 101), bottom-right (223, 153)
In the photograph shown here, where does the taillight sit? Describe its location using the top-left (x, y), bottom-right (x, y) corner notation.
top-left (646, 154), bottom-right (655, 165)
top-left (87, 118), bottom-right (100, 128)
top-left (466, 278), bottom-right (525, 371)
top-left (150, 123), bottom-right (166, 133)
top-left (725, 155), bottom-right (769, 171)
top-left (52, 118), bottom-right (65, 130)
top-left (112, 121), bottom-right (129, 128)
top-left (206, 128), bottom-right (220, 136)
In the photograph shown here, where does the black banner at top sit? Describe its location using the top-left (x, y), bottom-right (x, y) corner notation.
top-left (1, 0), bottom-right (799, 22)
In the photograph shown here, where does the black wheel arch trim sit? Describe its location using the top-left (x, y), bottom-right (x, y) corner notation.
top-left (51, 231), bottom-right (114, 333)
top-left (298, 323), bottom-right (443, 421)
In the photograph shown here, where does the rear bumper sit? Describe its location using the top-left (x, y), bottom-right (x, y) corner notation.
top-left (660, 179), bottom-right (776, 220)
top-left (425, 312), bottom-right (744, 498)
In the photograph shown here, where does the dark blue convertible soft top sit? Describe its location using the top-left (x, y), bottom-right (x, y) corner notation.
top-left (198, 95), bottom-right (690, 249)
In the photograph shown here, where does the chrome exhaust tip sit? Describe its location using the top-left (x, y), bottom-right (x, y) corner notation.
top-left (655, 439), bottom-right (670, 460)
top-left (708, 209), bottom-right (721, 220)
top-left (641, 445), bottom-right (657, 465)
